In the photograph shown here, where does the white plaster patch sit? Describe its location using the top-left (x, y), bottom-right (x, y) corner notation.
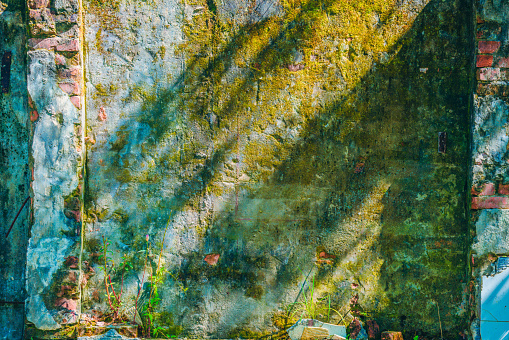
top-left (26, 49), bottom-right (81, 330)
top-left (472, 97), bottom-right (509, 183)
top-left (25, 237), bottom-right (73, 330)
top-left (26, 294), bottom-right (61, 330)
top-left (473, 209), bottom-right (509, 256)
top-left (26, 237), bottom-right (73, 288)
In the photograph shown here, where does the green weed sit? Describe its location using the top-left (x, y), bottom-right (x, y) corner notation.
top-left (99, 235), bottom-right (133, 321)
top-left (287, 271), bottom-right (345, 325)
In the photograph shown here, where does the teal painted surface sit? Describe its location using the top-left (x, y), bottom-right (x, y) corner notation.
top-left (0, 6), bottom-right (29, 340)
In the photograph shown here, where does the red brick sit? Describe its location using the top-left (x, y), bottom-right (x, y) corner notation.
top-left (55, 53), bottom-right (67, 66)
top-left (204, 253), bottom-right (220, 265)
top-left (472, 182), bottom-right (496, 196)
top-left (29, 8), bottom-right (53, 21)
top-left (477, 55), bottom-right (493, 67)
top-left (29, 9), bottom-right (42, 20)
top-left (478, 67), bottom-right (501, 81)
top-left (28, 38), bottom-right (43, 48)
top-left (472, 196), bottom-right (509, 209)
top-left (65, 256), bottom-right (78, 267)
top-left (28, 0), bottom-right (49, 9)
top-left (58, 66), bottom-right (81, 82)
top-left (30, 110), bottom-right (39, 122)
top-left (497, 57), bottom-right (509, 68)
top-left (34, 37), bottom-right (59, 50)
top-left (70, 96), bottom-right (81, 109)
top-left (56, 39), bottom-right (79, 52)
top-left (499, 184), bottom-right (509, 195)
top-left (98, 107), bottom-right (107, 121)
top-left (479, 41), bottom-right (501, 54)
top-left (58, 82), bottom-right (80, 96)
top-left (54, 298), bottom-right (77, 311)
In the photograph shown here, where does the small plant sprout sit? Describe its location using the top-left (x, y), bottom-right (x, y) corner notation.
top-left (288, 271), bottom-right (343, 324)
top-left (99, 235), bottom-right (132, 322)
top-left (133, 233), bottom-right (150, 322)
top-left (142, 212), bottom-right (187, 337)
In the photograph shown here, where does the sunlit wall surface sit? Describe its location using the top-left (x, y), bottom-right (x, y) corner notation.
top-left (80, 0), bottom-right (472, 337)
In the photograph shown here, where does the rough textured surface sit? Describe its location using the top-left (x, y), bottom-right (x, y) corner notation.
top-left (26, 48), bottom-right (81, 330)
top-left (472, 96), bottom-right (509, 184)
top-left (24, 0), bottom-right (84, 330)
top-left (80, 0), bottom-right (471, 338)
top-left (0, 3), bottom-right (29, 339)
top-left (472, 1), bottom-right (509, 338)
top-left (0, 0), bottom-right (479, 337)
top-left (473, 209), bottom-right (509, 256)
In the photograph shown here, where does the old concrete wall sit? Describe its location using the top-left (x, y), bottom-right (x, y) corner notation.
top-left (0, 1), bottom-right (29, 339)
top-left (79, 0), bottom-right (472, 338)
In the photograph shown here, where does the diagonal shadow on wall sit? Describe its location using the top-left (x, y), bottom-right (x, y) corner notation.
top-left (82, 0), bottom-right (472, 338)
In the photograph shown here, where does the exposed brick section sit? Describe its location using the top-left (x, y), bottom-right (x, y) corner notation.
top-left (55, 53), bottom-right (67, 66)
top-left (28, 95), bottom-right (39, 122)
top-left (477, 55), bottom-right (493, 67)
top-left (499, 184), bottom-right (509, 195)
top-left (472, 196), bottom-right (509, 210)
top-left (477, 67), bottom-right (504, 81)
top-left (34, 37), bottom-right (59, 50)
top-left (26, 0), bottom-right (84, 328)
top-left (56, 39), bottom-right (79, 52)
top-left (497, 57), bottom-right (509, 68)
top-left (28, 8), bottom-right (55, 36)
top-left (28, 38), bottom-right (42, 48)
top-left (58, 82), bottom-right (81, 96)
top-left (58, 66), bottom-right (81, 82)
top-left (478, 41), bottom-right (501, 54)
top-left (472, 11), bottom-right (509, 340)
top-left (28, 0), bottom-right (49, 8)
top-left (471, 182), bottom-right (496, 196)
top-left (70, 96), bottom-right (81, 109)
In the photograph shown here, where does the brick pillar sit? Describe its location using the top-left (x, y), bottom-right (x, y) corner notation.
top-left (25, 0), bottom-right (85, 332)
top-left (471, 4), bottom-right (509, 339)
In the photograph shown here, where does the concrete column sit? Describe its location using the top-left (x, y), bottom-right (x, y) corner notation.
top-left (25, 0), bottom-right (85, 332)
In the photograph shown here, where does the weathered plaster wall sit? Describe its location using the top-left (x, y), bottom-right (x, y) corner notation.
top-left (24, 0), bottom-right (85, 333)
top-left (81, 0), bottom-right (472, 338)
top-left (0, 1), bottom-right (29, 339)
top-left (471, 0), bottom-right (509, 338)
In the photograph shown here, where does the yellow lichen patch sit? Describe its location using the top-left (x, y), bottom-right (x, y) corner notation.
top-left (242, 139), bottom-right (282, 181)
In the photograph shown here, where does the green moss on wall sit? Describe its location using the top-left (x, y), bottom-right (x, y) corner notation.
top-left (82, 0), bottom-right (472, 337)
